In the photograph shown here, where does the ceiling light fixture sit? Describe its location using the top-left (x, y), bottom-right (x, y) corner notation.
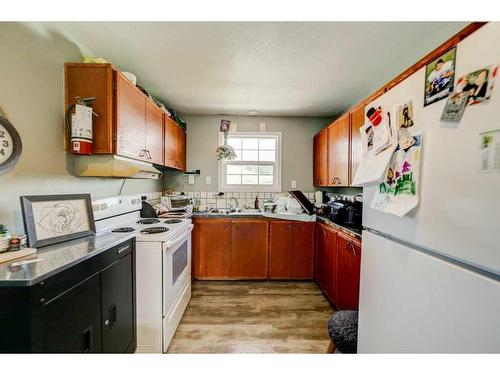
top-left (248, 110), bottom-right (258, 116)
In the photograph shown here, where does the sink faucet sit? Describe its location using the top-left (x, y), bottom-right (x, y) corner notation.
top-left (228, 197), bottom-right (239, 210)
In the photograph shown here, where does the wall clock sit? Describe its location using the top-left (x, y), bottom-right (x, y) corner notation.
top-left (0, 111), bottom-right (22, 173)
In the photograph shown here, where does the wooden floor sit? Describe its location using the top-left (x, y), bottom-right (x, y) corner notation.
top-left (167, 280), bottom-right (334, 353)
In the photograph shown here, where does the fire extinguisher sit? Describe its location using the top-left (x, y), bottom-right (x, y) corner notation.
top-left (65, 96), bottom-right (97, 155)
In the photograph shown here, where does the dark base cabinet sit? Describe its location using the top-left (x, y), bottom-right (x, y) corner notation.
top-left (0, 239), bottom-right (136, 353)
top-left (42, 272), bottom-right (102, 353)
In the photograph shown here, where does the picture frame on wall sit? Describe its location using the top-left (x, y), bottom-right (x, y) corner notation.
top-left (20, 194), bottom-right (96, 247)
top-left (424, 47), bottom-right (457, 106)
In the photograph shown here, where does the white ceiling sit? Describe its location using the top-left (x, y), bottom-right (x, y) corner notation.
top-left (47, 22), bottom-right (467, 117)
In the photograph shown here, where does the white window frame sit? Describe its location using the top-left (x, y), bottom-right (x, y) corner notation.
top-left (218, 132), bottom-right (282, 192)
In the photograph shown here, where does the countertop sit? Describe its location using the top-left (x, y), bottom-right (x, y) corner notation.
top-left (316, 215), bottom-right (362, 240)
top-left (193, 211), bottom-right (316, 222)
top-left (193, 211), bottom-right (361, 239)
top-left (0, 232), bottom-right (135, 287)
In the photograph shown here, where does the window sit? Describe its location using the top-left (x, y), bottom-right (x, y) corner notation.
top-left (218, 132), bottom-right (282, 192)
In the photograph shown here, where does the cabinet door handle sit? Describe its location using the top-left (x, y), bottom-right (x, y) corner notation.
top-left (146, 150), bottom-right (152, 160)
top-left (321, 227), bottom-right (327, 237)
top-left (345, 241), bottom-right (356, 256)
top-left (139, 149), bottom-right (146, 158)
top-left (109, 304), bottom-right (117, 328)
top-left (117, 245), bottom-right (129, 254)
top-left (287, 223), bottom-right (292, 230)
top-left (82, 325), bottom-right (93, 353)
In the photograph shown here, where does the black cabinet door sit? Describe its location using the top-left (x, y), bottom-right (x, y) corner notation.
top-left (42, 272), bottom-right (102, 353)
top-left (101, 253), bottom-right (134, 353)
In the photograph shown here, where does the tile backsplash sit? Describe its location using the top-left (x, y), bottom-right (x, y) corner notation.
top-left (168, 191), bottom-right (316, 211)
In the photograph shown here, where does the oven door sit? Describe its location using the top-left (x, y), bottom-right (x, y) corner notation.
top-left (162, 224), bottom-right (193, 317)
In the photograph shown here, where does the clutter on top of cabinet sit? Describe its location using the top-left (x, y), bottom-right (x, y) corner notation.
top-left (121, 71), bottom-right (137, 85)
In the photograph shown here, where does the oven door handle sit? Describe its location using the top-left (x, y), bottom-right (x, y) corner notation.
top-left (165, 224), bottom-right (194, 249)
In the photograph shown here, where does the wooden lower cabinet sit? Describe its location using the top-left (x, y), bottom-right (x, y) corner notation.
top-left (230, 219), bottom-right (268, 279)
top-left (269, 221), bottom-right (293, 279)
top-left (314, 223), bottom-right (338, 303)
top-left (193, 218), bottom-right (313, 281)
top-left (335, 233), bottom-right (362, 310)
top-left (269, 221), bottom-right (314, 279)
top-left (192, 218), bottom-right (231, 279)
top-left (315, 222), bottom-right (362, 310)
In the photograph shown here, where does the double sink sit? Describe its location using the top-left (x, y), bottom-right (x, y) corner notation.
top-left (202, 208), bottom-right (262, 216)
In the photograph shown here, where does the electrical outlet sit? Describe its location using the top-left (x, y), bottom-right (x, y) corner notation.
top-left (291, 180), bottom-right (297, 188)
top-left (188, 175), bottom-right (195, 184)
top-left (206, 176), bottom-right (212, 185)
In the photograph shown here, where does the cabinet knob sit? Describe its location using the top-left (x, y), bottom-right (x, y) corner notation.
top-left (104, 320), bottom-right (110, 326)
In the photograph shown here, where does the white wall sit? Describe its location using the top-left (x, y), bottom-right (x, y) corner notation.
top-left (163, 114), bottom-right (330, 192)
top-left (0, 23), bottom-right (162, 232)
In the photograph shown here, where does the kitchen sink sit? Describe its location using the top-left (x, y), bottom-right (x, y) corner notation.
top-left (204, 208), bottom-right (262, 215)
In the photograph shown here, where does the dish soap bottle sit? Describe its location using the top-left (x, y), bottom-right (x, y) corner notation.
top-left (254, 196), bottom-right (259, 210)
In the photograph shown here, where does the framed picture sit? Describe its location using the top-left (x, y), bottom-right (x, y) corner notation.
top-left (20, 194), bottom-right (96, 248)
top-left (424, 47), bottom-right (456, 106)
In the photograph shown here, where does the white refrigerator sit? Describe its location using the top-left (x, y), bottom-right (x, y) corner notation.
top-left (358, 22), bottom-right (500, 353)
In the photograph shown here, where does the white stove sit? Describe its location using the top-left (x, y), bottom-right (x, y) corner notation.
top-left (93, 195), bottom-right (193, 353)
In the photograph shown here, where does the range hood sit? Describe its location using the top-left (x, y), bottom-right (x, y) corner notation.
top-left (74, 155), bottom-right (162, 179)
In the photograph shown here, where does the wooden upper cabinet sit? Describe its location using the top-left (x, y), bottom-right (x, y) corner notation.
top-left (291, 222), bottom-right (315, 279)
top-left (269, 221), bottom-right (294, 279)
top-left (116, 72), bottom-right (147, 161)
top-left (65, 63), bottom-right (186, 167)
top-left (64, 64), bottom-right (114, 154)
top-left (145, 100), bottom-right (164, 165)
top-left (176, 125), bottom-right (186, 171)
top-left (163, 117), bottom-right (177, 168)
top-left (350, 106), bottom-right (365, 185)
top-left (313, 129), bottom-right (328, 187)
top-left (192, 218), bottom-right (231, 279)
top-left (327, 114), bottom-right (350, 187)
top-left (230, 219), bottom-right (268, 279)
top-left (164, 116), bottom-right (186, 171)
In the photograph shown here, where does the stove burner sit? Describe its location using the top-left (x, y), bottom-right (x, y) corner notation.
top-left (140, 226), bottom-right (169, 234)
top-left (111, 227), bottom-right (135, 233)
top-left (164, 219), bottom-right (183, 224)
top-left (137, 218), bottom-right (160, 225)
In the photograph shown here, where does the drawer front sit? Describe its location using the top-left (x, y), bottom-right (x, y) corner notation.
top-left (33, 239), bottom-right (134, 306)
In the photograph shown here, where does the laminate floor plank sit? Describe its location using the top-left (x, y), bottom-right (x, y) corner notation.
top-left (167, 280), bottom-right (334, 353)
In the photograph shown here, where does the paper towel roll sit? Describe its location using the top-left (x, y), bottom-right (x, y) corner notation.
top-left (314, 191), bottom-right (323, 206)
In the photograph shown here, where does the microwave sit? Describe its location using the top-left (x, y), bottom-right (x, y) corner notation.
top-left (161, 195), bottom-right (192, 211)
